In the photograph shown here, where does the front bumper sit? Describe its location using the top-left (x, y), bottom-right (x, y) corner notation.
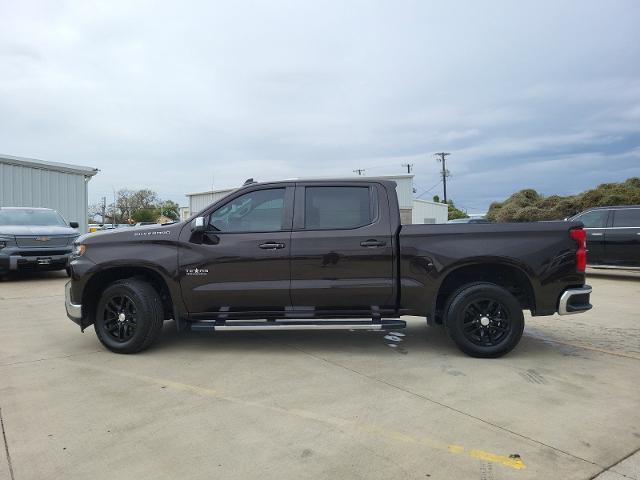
top-left (558, 285), bottom-right (592, 315)
top-left (0, 249), bottom-right (71, 272)
top-left (65, 281), bottom-right (82, 325)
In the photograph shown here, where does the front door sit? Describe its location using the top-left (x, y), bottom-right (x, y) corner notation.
top-left (289, 182), bottom-right (395, 313)
top-left (179, 186), bottom-right (294, 317)
top-left (605, 208), bottom-right (640, 267)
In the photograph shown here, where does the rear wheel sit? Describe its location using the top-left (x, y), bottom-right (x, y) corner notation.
top-left (444, 282), bottom-right (524, 358)
top-left (94, 279), bottom-right (164, 354)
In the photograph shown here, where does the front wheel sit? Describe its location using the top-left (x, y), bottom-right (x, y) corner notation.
top-left (444, 282), bottom-right (524, 358)
top-left (94, 279), bottom-right (164, 354)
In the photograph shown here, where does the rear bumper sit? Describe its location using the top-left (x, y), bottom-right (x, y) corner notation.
top-left (65, 281), bottom-right (82, 325)
top-left (558, 285), bottom-right (592, 315)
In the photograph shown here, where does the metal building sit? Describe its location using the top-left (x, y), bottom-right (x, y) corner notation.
top-left (0, 154), bottom-right (99, 233)
top-left (412, 198), bottom-right (448, 224)
top-left (186, 174), bottom-right (448, 224)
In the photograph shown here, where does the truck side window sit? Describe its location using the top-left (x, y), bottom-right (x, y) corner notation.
top-left (305, 186), bottom-right (372, 230)
top-left (209, 188), bottom-right (286, 232)
top-left (612, 209), bottom-right (640, 227)
top-left (575, 210), bottom-right (608, 228)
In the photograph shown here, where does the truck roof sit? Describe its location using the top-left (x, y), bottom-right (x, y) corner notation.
top-left (240, 177), bottom-right (399, 188)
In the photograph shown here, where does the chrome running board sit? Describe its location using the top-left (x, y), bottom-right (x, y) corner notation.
top-left (189, 319), bottom-right (406, 332)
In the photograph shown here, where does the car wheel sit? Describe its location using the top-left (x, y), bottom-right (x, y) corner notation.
top-left (65, 267), bottom-right (72, 277)
top-left (94, 278), bottom-right (164, 354)
top-left (444, 282), bottom-right (524, 358)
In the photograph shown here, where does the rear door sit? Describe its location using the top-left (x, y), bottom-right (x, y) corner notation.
top-left (573, 209), bottom-right (609, 264)
top-left (605, 208), bottom-right (640, 267)
top-left (289, 182), bottom-right (395, 313)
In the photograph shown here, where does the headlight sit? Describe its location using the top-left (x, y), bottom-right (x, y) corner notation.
top-left (73, 244), bottom-right (86, 256)
top-left (0, 235), bottom-right (15, 249)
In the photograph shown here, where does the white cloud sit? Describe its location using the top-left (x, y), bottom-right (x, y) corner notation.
top-left (0, 0), bottom-right (638, 210)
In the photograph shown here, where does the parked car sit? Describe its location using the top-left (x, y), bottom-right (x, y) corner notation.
top-left (568, 205), bottom-right (640, 268)
top-left (66, 178), bottom-right (591, 358)
top-left (0, 207), bottom-right (80, 276)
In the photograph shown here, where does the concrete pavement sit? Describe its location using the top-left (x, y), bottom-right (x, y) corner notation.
top-left (0, 270), bottom-right (638, 479)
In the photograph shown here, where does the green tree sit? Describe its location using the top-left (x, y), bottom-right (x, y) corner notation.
top-left (446, 199), bottom-right (469, 220)
top-left (159, 200), bottom-right (180, 221)
top-left (131, 207), bottom-right (160, 223)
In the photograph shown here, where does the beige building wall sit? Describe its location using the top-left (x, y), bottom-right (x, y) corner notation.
top-left (400, 208), bottom-right (413, 224)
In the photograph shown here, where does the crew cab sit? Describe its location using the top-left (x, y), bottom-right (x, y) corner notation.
top-left (65, 179), bottom-right (592, 358)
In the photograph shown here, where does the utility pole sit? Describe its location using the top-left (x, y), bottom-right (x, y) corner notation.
top-left (112, 188), bottom-right (116, 227)
top-left (434, 152), bottom-right (450, 203)
top-left (401, 163), bottom-right (414, 174)
top-left (353, 168), bottom-right (365, 176)
top-left (101, 196), bottom-right (106, 225)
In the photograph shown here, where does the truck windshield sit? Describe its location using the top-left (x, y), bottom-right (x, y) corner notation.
top-left (0, 209), bottom-right (67, 226)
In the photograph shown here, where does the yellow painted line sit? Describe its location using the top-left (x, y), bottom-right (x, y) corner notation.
top-left (67, 358), bottom-right (527, 471)
top-left (471, 449), bottom-right (526, 470)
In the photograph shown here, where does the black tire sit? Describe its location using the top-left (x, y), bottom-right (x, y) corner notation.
top-left (94, 278), bottom-right (164, 354)
top-left (444, 282), bottom-right (524, 358)
top-left (65, 267), bottom-right (72, 277)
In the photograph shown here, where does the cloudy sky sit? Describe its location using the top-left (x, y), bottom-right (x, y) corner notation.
top-left (1, 0), bottom-right (639, 213)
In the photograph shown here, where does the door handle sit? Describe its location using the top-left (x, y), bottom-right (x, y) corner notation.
top-left (589, 233), bottom-right (603, 236)
top-left (360, 239), bottom-right (386, 248)
top-left (258, 242), bottom-right (285, 250)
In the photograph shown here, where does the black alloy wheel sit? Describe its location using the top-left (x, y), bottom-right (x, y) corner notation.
top-left (461, 298), bottom-right (511, 347)
top-left (94, 278), bottom-right (164, 354)
top-left (444, 282), bottom-right (524, 358)
top-left (102, 294), bottom-right (138, 342)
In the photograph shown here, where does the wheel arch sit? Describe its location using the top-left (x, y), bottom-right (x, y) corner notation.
top-left (431, 260), bottom-right (536, 325)
top-left (81, 265), bottom-right (177, 330)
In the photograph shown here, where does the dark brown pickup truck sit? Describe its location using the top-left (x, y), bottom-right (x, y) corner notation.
top-left (65, 178), bottom-right (592, 357)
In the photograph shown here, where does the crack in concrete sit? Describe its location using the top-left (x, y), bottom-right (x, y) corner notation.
top-left (589, 446), bottom-right (640, 480)
top-left (0, 407), bottom-right (15, 480)
top-left (0, 350), bottom-right (103, 368)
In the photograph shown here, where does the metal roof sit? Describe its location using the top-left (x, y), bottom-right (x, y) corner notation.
top-left (0, 153), bottom-right (99, 177)
top-left (0, 206), bottom-right (56, 211)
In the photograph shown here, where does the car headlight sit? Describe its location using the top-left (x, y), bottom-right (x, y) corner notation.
top-left (73, 244), bottom-right (86, 256)
top-left (0, 235), bottom-right (16, 249)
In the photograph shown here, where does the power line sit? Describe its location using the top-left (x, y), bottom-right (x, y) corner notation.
top-left (415, 179), bottom-right (443, 199)
top-left (434, 152), bottom-right (451, 203)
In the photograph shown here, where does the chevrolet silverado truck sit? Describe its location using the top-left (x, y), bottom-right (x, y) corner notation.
top-left (0, 207), bottom-right (80, 276)
top-left (65, 178), bottom-right (592, 357)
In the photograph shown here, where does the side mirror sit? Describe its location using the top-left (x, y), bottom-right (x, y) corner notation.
top-left (192, 217), bottom-right (206, 232)
top-left (70, 222), bottom-right (79, 229)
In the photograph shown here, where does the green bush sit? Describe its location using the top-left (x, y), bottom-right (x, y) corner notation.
top-left (487, 177), bottom-right (640, 222)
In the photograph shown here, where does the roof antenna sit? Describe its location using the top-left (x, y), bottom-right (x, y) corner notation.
top-left (243, 178), bottom-right (256, 186)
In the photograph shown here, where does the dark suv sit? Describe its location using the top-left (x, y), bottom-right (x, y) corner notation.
top-left (569, 206), bottom-right (640, 268)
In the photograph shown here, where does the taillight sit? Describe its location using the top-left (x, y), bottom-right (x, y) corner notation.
top-left (570, 228), bottom-right (587, 272)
